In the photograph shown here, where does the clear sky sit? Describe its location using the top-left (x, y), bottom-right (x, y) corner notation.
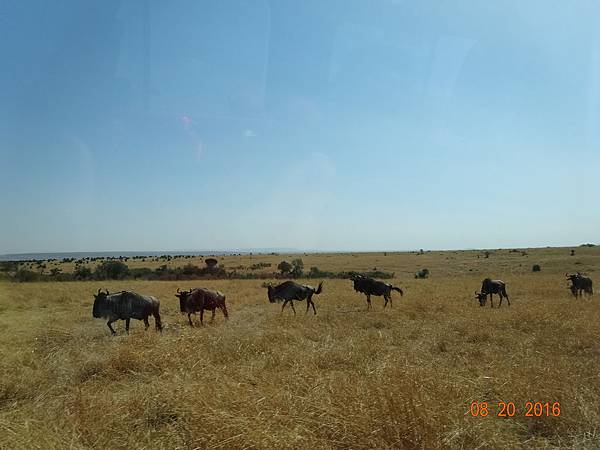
top-left (1, 0), bottom-right (599, 254)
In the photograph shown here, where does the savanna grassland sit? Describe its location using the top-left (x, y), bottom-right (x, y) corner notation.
top-left (1, 246), bottom-right (599, 449)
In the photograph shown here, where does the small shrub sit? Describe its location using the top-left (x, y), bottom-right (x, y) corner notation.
top-left (308, 266), bottom-right (333, 278)
top-left (532, 264), bottom-right (541, 272)
top-left (204, 258), bottom-right (218, 268)
top-left (14, 270), bottom-right (39, 282)
top-left (415, 268), bottom-right (430, 279)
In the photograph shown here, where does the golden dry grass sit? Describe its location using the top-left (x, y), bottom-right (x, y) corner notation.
top-left (1, 247), bottom-right (599, 449)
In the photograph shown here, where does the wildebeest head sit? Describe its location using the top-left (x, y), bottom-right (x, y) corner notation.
top-left (349, 274), bottom-right (366, 290)
top-left (266, 284), bottom-right (276, 303)
top-left (566, 272), bottom-right (581, 283)
top-left (474, 291), bottom-right (487, 307)
top-left (175, 288), bottom-right (193, 312)
top-left (92, 288), bottom-right (110, 318)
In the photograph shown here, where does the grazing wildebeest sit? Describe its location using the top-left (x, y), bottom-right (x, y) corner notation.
top-left (350, 274), bottom-right (403, 309)
top-left (566, 273), bottom-right (593, 298)
top-left (267, 281), bottom-right (323, 315)
top-left (174, 287), bottom-right (228, 326)
top-left (92, 289), bottom-right (162, 335)
top-left (475, 278), bottom-right (510, 308)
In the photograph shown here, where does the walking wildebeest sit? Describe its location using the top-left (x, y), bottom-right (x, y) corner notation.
top-left (566, 273), bottom-right (593, 298)
top-left (174, 287), bottom-right (228, 326)
top-left (92, 289), bottom-right (162, 335)
top-left (267, 280), bottom-right (323, 315)
top-left (475, 278), bottom-right (510, 308)
top-left (350, 274), bottom-right (403, 309)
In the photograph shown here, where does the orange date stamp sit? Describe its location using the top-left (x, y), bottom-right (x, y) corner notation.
top-left (469, 401), bottom-right (561, 417)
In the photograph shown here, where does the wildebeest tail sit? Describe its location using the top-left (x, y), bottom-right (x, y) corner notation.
top-left (392, 286), bottom-right (403, 296)
top-left (221, 296), bottom-right (229, 319)
top-left (153, 301), bottom-right (163, 331)
top-left (315, 282), bottom-right (323, 295)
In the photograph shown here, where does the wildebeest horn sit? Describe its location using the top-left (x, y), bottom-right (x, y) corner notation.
top-left (177, 287), bottom-right (180, 293)
top-left (105, 289), bottom-right (110, 295)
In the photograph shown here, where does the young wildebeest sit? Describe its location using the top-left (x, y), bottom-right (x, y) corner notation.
top-left (566, 273), bottom-right (594, 298)
top-left (475, 278), bottom-right (510, 308)
top-left (174, 287), bottom-right (228, 326)
top-left (267, 280), bottom-right (323, 315)
top-left (92, 289), bottom-right (162, 335)
top-left (350, 274), bottom-right (403, 310)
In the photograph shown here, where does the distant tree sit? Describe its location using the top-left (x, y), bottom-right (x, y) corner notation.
top-left (291, 258), bottom-right (304, 277)
top-left (570, 249), bottom-right (576, 256)
top-left (94, 261), bottom-right (129, 280)
top-left (73, 266), bottom-right (92, 280)
top-left (277, 261), bottom-right (292, 275)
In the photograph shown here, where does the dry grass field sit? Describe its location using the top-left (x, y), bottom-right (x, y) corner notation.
top-left (1, 246), bottom-right (599, 449)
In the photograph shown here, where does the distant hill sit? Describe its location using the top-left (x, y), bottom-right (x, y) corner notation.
top-left (0, 249), bottom-right (300, 261)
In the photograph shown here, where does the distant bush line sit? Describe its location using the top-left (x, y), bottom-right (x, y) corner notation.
top-left (0, 260), bottom-right (394, 283)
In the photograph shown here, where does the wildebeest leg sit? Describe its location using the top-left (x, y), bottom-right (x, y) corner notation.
top-left (570, 286), bottom-right (577, 298)
top-left (281, 299), bottom-right (289, 314)
top-left (383, 295), bottom-right (389, 308)
top-left (188, 313), bottom-right (194, 326)
top-left (200, 308), bottom-right (205, 325)
top-left (305, 298), bottom-right (311, 314)
top-left (125, 318), bottom-right (131, 333)
top-left (489, 294), bottom-right (494, 308)
top-left (504, 293), bottom-right (510, 306)
top-left (210, 308), bottom-right (216, 323)
top-left (289, 300), bottom-right (296, 315)
top-left (366, 294), bottom-right (371, 310)
top-left (107, 320), bottom-right (117, 335)
top-left (221, 305), bottom-right (229, 320)
top-left (311, 299), bottom-right (317, 315)
top-left (154, 312), bottom-right (162, 332)
top-left (143, 317), bottom-right (150, 330)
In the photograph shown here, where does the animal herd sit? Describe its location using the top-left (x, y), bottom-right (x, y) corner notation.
top-left (91, 272), bottom-right (594, 335)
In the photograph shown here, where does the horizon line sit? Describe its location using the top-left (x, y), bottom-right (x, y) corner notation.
top-left (1, 243), bottom-right (595, 260)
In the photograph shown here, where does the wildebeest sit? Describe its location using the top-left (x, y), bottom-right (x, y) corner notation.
top-left (566, 273), bottom-right (593, 298)
top-left (350, 275), bottom-right (403, 309)
top-left (267, 280), bottom-right (323, 315)
top-left (92, 289), bottom-right (162, 335)
top-left (174, 287), bottom-right (228, 326)
top-left (475, 278), bottom-right (510, 307)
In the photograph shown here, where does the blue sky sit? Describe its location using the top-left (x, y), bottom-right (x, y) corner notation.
top-left (1, 0), bottom-right (599, 253)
